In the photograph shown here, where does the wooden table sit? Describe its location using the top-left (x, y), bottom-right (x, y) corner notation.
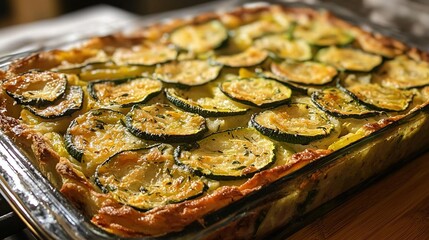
top-left (289, 151), bottom-right (429, 240)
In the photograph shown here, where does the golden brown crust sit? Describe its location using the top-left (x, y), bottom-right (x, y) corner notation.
top-left (1, 3), bottom-right (429, 238)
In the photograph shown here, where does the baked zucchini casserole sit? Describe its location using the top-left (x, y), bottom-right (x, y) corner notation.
top-left (1, 4), bottom-right (429, 239)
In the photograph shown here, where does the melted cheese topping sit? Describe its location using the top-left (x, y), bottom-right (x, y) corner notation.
top-left (3, 72), bottom-right (67, 103)
top-left (294, 20), bottom-right (353, 46)
top-left (231, 19), bottom-right (289, 48)
top-left (154, 60), bottom-right (222, 86)
top-left (177, 128), bottom-right (275, 178)
top-left (254, 103), bottom-right (333, 136)
top-left (96, 144), bottom-right (205, 210)
top-left (127, 103), bottom-right (206, 136)
top-left (316, 47), bottom-right (382, 72)
top-left (170, 20), bottom-right (227, 53)
top-left (312, 88), bottom-right (378, 117)
top-left (220, 78), bottom-right (291, 107)
top-left (254, 35), bottom-right (312, 61)
top-left (91, 77), bottom-right (162, 107)
top-left (113, 43), bottom-right (178, 66)
top-left (348, 83), bottom-right (413, 111)
top-left (78, 63), bottom-right (148, 81)
top-left (26, 86), bottom-right (83, 118)
top-left (166, 87), bottom-right (248, 115)
top-left (214, 47), bottom-right (268, 67)
top-left (67, 109), bottom-right (147, 176)
top-left (373, 56), bottom-right (429, 89)
top-left (271, 61), bottom-right (337, 85)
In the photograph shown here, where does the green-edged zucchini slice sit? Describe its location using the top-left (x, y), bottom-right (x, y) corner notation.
top-left (372, 56), bottom-right (429, 89)
top-left (315, 47), bottom-right (382, 72)
top-left (69, 62), bottom-right (147, 81)
top-left (341, 83), bottom-right (413, 112)
top-left (154, 60), bottom-right (222, 86)
top-left (311, 88), bottom-right (380, 118)
top-left (220, 77), bottom-right (292, 108)
top-left (125, 103), bottom-right (207, 142)
top-left (294, 20), bottom-right (354, 46)
top-left (88, 77), bottom-right (162, 107)
top-left (112, 43), bottom-right (178, 66)
top-left (251, 103), bottom-right (334, 144)
top-left (271, 61), bottom-right (337, 85)
top-left (253, 34), bottom-right (312, 61)
top-left (231, 19), bottom-right (287, 48)
top-left (213, 47), bottom-right (268, 67)
top-left (25, 86), bottom-right (83, 119)
top-left (65, 109), bottom-right (147, 164)
top-left (95, 144), bottom-right (206, 211)
top-left (2, 71), bottom-right (67, 105)
top-left (170, 20), bottom-right (228, 53)
top-left (175, 128), bottom-right (275, 180)
top-left (165, 87), bottom-right (248, 117)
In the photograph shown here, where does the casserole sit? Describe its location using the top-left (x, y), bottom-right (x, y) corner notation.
top-left (1, 1), bottom-right (429, 239)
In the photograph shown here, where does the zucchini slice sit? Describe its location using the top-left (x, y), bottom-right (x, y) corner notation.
top-left (25, 86), bottom-right (83, 119)
top-left (112, 43), bottom-right (178, 66)
top-left (154, 60), bottom-right (222, 86)
top-left (271, 61), bottom-right (337, 85)
top-left (231, 19), bottom-right (287, 48)
top-left (3, 71), bottom-right (67, 105)
top-left (315, 47), bottom-right (382, 72)
top-left (311, 87), bottom-right (379, 118)
top-left (253, 34), bottom-right (312, 61)
top-left (251, 103), bottom-right (334, 144)
top-left (294, 20), bottom-right (354, 46)
top-left (170, 20), bottom-right (228, 53)
top-left (88, 77), bottom-right (162, 107)
top-left (95, 144), bottom-right (206, 211)
top-left (65, 109), bottom-right (147, 163)
top-left (220, 77), bottom-right (292, 108)
top-left (165, 87), bottom-right (248, 117)
top-left (125, 103), bottom-right (207, 142)
top-left (341, 83), bottom-right (413, 112)
top-left (213, 47), bottom-right (268, 68)
top-left (175, 128), bottom-right (275, 180)
top-left (77, 62), bottom-right (147, 81)
top-left (372, 56), bottom-right (429, 89)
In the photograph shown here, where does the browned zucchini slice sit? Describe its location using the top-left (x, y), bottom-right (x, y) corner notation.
top-left (65, 109), bottom-right (147, 165)
top-left (213, 47), bottom-right (268, 67)
top-left (170, 20), bottom-right (228, 53)
top-left (311, 87), bottom-right (380, 118)
top-left (165, 87), bottom-right (248, 117)
top-left (231, 19), bottom-right (288, 47)
top-left (2, 71), bottom-right (67, 105)
top-left (125, 103), bottom-right (207, 142)
top-left (95, 144), bottom-right (206, 211)
top-left (251, 103), bottom-right (334, 144)
top-left (339, 74), bottom-right (414, 111)
top-left (154, 60), bottom-right (222, 86)
top-left (372, 56), bottom-right (429, 89)
top-left (271, 61), bottom-right (337, 85)
top-left (25, 86), bottom-right (83, 119)
top-left (343, 84), bottom-right (413, 112)
top-left (315, 47), bottom-right (382, 72)
top-left (254, 34), bottom-right (312, 61)
top-left (175, 128), bottom-right (275, 180)
top-left (88, 77), bottom-right (162, 107)
top-left (220, 77), bottom-right (292, 108)
top-left (294, 20), bottom-right (354, 46)
top-left (112, 43), bottom-right (178, 66)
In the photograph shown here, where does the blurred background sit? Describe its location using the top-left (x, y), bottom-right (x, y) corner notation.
top-left (0, 0), bottom-right (428, 55)
top-left (0, 0), bottom-right (216, 27)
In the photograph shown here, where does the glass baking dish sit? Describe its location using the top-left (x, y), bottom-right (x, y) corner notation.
top-left (1, 0), bottom-right (429, 239)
